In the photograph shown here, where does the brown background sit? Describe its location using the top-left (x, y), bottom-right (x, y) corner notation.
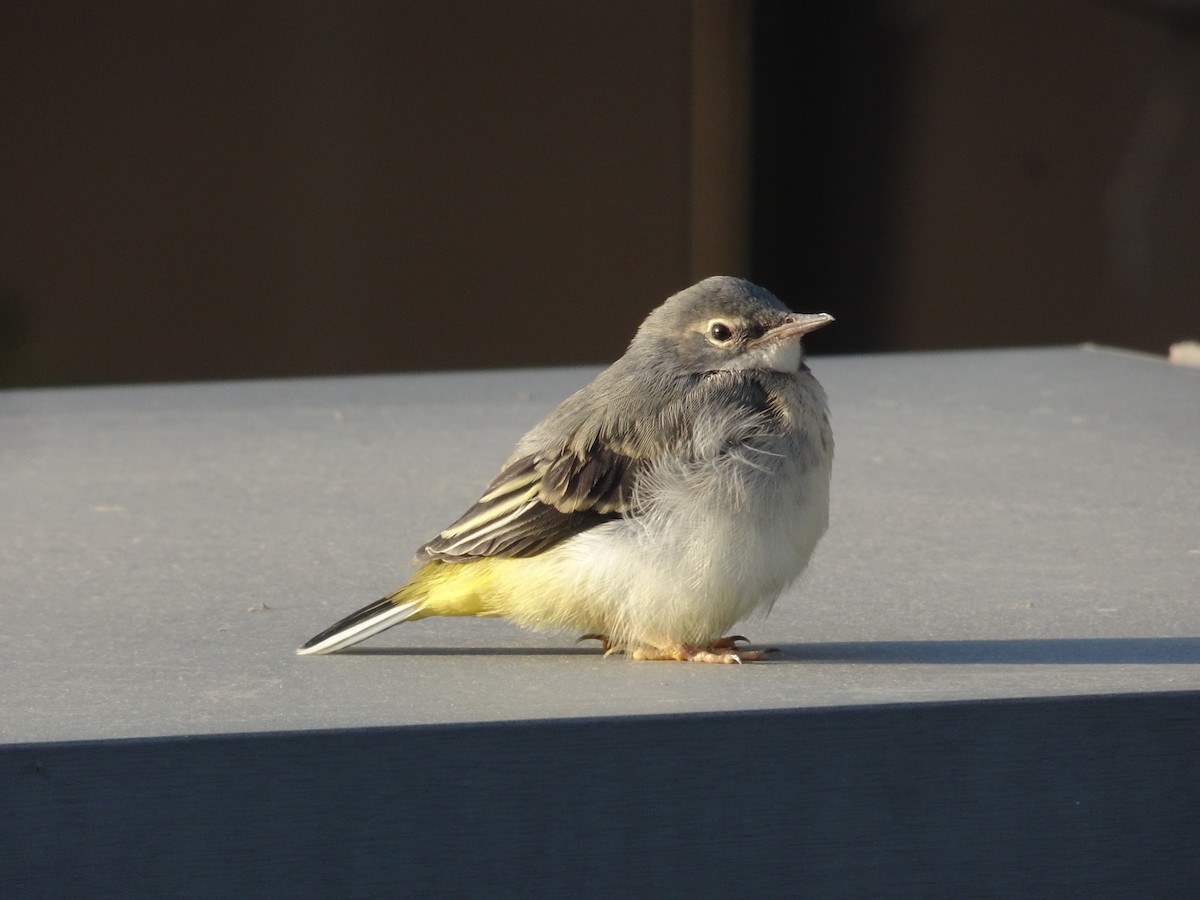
top-left (1, 0), bottom-right (1197, 387)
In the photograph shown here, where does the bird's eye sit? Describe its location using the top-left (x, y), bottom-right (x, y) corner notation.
top-left (707, 321), bottom-right (734, 344)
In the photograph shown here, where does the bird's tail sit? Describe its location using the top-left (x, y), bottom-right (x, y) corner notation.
top-left (296, 592), bottom-right (425, 655)
top-left (297, 560), bottom-right (497, 655)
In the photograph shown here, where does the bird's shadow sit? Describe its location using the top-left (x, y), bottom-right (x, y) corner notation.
top-left (341, 645), bottom-right (598, 657)
top-left (336, 637), bottom-right (1200, 665)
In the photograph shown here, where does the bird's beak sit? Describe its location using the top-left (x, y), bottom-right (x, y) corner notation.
top-left (764, 312), bottom-right (835, 343)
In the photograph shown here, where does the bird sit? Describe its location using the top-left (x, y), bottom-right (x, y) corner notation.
top-left (298, 276), bottom-right (833, 663)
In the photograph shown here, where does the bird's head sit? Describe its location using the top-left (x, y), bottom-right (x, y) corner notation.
top-left (632, 276), bottom-right (833, 376)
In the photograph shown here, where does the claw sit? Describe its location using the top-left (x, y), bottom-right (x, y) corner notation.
top-left (710, 635), bottom-right (750, 649)
top-left (578, 633), bottom-right (626, 656)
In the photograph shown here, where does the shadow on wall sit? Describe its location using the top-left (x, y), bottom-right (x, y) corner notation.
top-left (0, 285), bottom-right (30, 386)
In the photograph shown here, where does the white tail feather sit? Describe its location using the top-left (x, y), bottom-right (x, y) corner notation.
top-left (296, 598), bottom-right (424, 655)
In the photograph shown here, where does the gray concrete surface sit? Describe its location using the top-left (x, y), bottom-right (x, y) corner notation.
top-left (3, 346), bottom-right (1198, 742)
top-left (3, 346), bottom-right (1199, 896)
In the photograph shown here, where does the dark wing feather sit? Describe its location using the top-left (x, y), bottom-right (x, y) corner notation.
top-left (539, 443), bottom-right (633, 513)
top-left (416, 443), bottom-right (642, 562)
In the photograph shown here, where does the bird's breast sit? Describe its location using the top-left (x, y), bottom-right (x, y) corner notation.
top-left (547, 369), bottom-right (832, 646)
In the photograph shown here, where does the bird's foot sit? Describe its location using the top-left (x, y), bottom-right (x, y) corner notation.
top-left (639, 635), bottom-right (779, 663)
top-left (700, 638), bottom-right (777, 667)
top-left (633, 642), bottom-right (771, 663)
top-left (578, 634), bottom-right (779, 663)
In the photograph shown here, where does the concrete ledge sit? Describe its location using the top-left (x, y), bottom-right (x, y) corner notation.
top-left (6, 692), bottom-right (1199, 897)
top-left (3, 346), bottom-right (1199, 893)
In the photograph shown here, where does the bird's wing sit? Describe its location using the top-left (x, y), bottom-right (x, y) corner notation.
top-left (417, 371), bottom-right (777, 563)
top-left (416, 441), bottom-right (644, 562)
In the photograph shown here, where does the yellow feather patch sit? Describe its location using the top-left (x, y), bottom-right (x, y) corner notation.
top-left (398, 554), bottom-right (612, 635)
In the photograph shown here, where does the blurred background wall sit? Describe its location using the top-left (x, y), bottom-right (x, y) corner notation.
top-left (1, 0), bottom-right (1197, 386)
